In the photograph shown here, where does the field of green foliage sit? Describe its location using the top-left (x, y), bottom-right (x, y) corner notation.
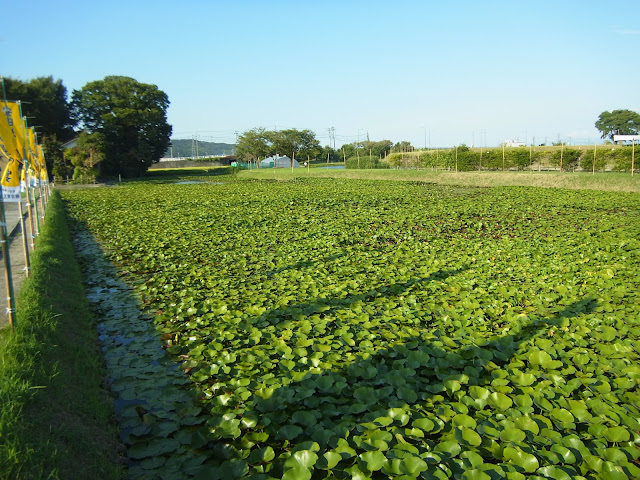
top-left (62, 178), bottom-right (640, 480)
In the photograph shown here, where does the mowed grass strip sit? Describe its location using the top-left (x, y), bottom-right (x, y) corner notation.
top-left (0, 190), bottom-right (124, 480)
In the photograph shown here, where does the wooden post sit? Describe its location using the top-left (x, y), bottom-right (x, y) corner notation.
top-left (343, 148), bottom-right (346, 165)
top-left (479, 146), bottom-right (482, 171)
top-left (455, 146), bottom-right (458, 172)
top-left (23, 166), bottom-right (36, 250)
top-left (38, 183), bottom-right (45, 220)
top-left (632, 139), bottom-right (635, 176)
top-left (30, 175), bottom-right (41, 237)
top-left (18, 199), bottom-right (30, 277)
top-left (593, 144), bottom-right (597, 175)
top-left (560, 142), bottom-right (564, 172)
top-left (539, 147), bottom-right (542, 172)
top-left (0, 199), bottom-right (16, 329)
top-left (502, 144), bottom-right (505, 171)
top-left (357, 150), bottom-right (360, 169)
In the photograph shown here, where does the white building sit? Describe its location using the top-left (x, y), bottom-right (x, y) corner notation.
top-left (502, 140), bottom-right (526, 147)
top-left (259, 155), bottom-right (300, 168)
top-left (613, 134), bottom-right (640, 145)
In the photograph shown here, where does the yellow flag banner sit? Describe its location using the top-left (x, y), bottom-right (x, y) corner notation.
top-left (11, 103), bottom-right (26, 158)
top-left (27, 127), bottom-right (38, 165)
top-left (0, 134), bottom-right (14, 162)
top-left (1, 158), bottom-right (22, 202)
top-left (5, 102), bottom-right (26, 161)
top-left (37, 145), bottom-right (48, 184)
top-left (0, 102), bottom-right (21, 161)
top-left (39, 165), bottom-right (47, 184)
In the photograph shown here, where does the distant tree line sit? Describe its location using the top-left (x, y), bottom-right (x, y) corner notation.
top-left (3, 76), bottom-right (636, 178)
top-left (235, 128), bottom-right (417, 168)
top-left (166, 139), bottom-right (235, 158)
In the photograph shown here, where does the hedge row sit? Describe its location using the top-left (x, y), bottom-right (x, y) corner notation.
top-left (382, 146), bottom-right (637, 172)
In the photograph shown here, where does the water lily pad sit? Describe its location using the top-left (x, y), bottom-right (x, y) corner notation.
top-left (604, 426), bottom-right (631, 443)
top-left (503, 447), bottom-right (539, 473)
top-left (277, 425), bottom-right (303, 440)
top-left (500, 427), bottom-right (526, 443)
top-left (285, 449), bottom-right (318, 469)
top-left (359, 450), bottom-right (387, 471)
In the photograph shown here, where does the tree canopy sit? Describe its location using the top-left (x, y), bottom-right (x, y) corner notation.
top-left (340, 140), bottom-right (393, 159)
top-left (2, 75), bottom-right (76, 143)
top-left (71, 76), bottom-right (172, 177)
top-left (235, 128), bottom-right (321, 163)
top-left (595, 109), bottom-right (640, 140)
top-left (391, 141), bottom-right (414, 153)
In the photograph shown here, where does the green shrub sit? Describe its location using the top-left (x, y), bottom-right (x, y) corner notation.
top-left (549, 148), bottom-right (582, 171)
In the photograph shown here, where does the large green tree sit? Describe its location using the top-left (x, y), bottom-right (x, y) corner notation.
top-left (595, 109), bottom-right (640, 140)
top-left (72, 76), bottom-right (172, 176)
top-left (268, 129), bottom-right (320, 161)
top-left (235, 128), bottom-right (271, 163)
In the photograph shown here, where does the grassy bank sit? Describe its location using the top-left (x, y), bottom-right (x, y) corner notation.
top-left (235, 168), bottom-right (640, 193)
top-left (0, 190), bottom-right (123, 479)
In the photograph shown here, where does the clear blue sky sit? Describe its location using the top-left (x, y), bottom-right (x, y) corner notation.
top-left (3, 0), bottom-right (639, 148)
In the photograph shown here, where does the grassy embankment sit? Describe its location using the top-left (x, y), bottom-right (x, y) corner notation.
top-left (235, 168), bottom-right (640, 193)
top-left (0, 190), bottom-right (123, 479)
top-left (149, 154), bottom-right (639, 193)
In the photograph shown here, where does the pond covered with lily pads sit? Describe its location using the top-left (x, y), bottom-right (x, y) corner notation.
top-left (63, 178), bottom-right (640, 480)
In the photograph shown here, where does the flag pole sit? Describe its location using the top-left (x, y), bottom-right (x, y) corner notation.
top-left (17, 186), bottom-right (29, 277)
top-left (17, 104), bottom-right (36, 248)
top-left (0, 193), bottom-right (16, 328)
top-left (0, 78), bottom-right (17, 326)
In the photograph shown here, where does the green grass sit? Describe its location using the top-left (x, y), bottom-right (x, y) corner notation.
top-left (236, 168), bottom-right (640, 193)
top-left (0, 190), bottom-right (123, 479)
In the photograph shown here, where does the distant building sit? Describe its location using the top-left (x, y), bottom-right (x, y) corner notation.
top-left (259, 155), bottom-right (300, 168)
top-left (503, 140), bottom-right (526, 147)
top-left (613, 134), bottom-right (640, 145)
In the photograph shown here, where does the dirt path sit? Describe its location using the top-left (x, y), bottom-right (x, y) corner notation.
top-left (0, 199), bottom-right (39, 330)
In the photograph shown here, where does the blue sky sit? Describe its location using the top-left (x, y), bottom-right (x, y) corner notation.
top-left (3, 0), bottom-right (639, 148)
